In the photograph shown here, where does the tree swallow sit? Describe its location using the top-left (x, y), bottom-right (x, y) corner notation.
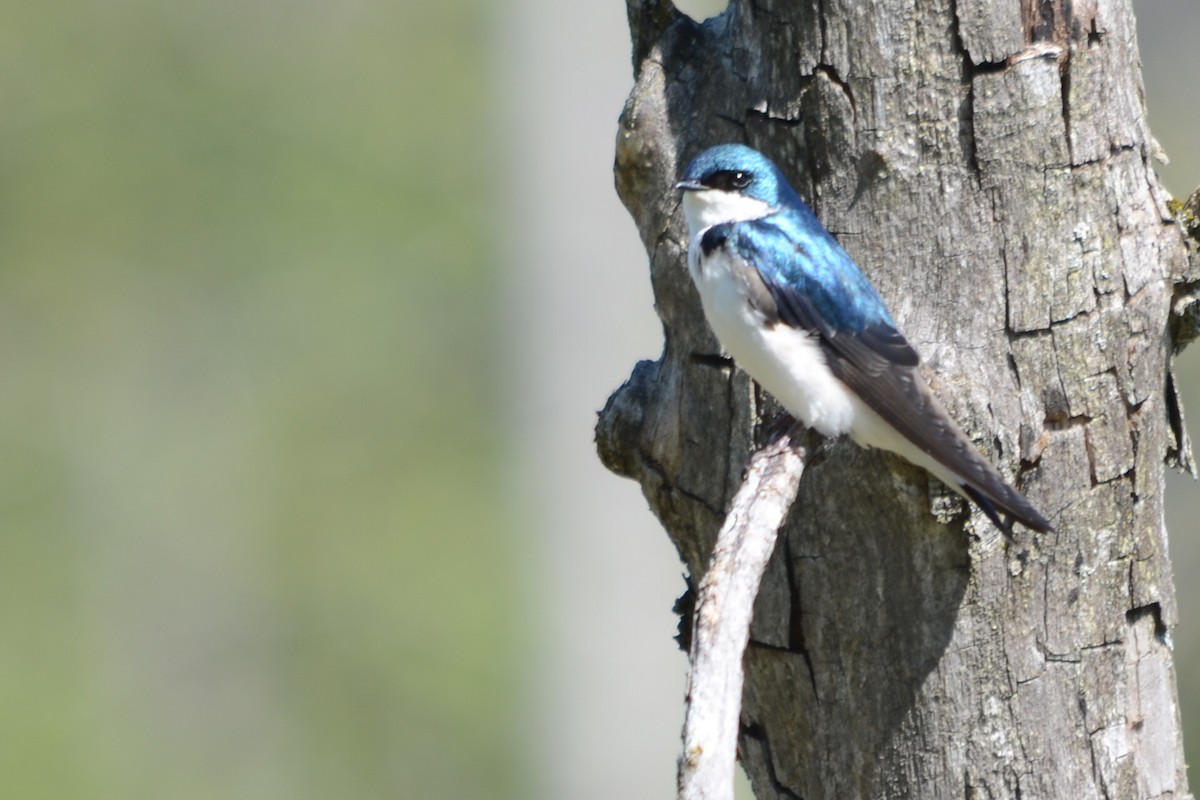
top-left (675, 143), bottom-right (1051, 534)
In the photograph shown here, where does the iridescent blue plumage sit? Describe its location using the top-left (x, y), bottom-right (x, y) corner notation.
top-left (675, 143), bottom-right (1051, 534)
top-left (707, 218), bottom-right (901, 336)
top-left (680, 144), bottom-right (898, 334)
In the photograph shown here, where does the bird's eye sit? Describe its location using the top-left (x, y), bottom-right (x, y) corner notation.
top-left (710, 170), bottom-right (752, 191)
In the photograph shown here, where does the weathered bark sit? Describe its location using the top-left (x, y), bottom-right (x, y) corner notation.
top-left (596, 1), bottom-right (1200, 798)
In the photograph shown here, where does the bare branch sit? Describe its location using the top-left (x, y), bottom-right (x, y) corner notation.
top-left (678, 432), bottom-right (808, 800)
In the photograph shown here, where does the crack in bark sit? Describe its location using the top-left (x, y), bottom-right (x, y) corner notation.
top-left (1126, 602), bottom-right (1168, 645)
top-left (1169, 278), bottom-right (1200, 353)
top-left (676, 482), bottom-right (728, 521)
top-left (746, 106), bottom-right (803, 127)
top-left (780, 536), bottom-right (820, 702)
top-left (812, 64), bottom-right (855, 117)
top-left (740, 721), bottom-right (806, 799)
top-left (1059, 48), bottom-right (1073, 165)
top-left (690, 352), bottom-right (737, 370)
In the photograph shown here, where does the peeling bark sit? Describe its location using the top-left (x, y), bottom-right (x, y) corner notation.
top-left (597, 0), bottom-right (1199, 797)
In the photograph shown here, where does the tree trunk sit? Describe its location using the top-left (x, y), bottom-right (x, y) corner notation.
top-left (596, 1), bottom-right (1200, 797)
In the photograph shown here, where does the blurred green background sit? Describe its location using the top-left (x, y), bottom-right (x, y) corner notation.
top-left (0, 1), bottom-right (1195, 799)
top-left (0, 2), bottom-right (521, 798)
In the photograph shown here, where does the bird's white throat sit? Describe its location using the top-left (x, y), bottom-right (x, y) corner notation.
top-left (681, 189), bottom-right (774, 236)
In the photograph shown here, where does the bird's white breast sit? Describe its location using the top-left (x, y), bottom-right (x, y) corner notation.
top-left (687, 238), bottom-right (864, 438)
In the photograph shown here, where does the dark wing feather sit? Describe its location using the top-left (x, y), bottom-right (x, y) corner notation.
top-left (822, 335), bottom-right (1051, 533)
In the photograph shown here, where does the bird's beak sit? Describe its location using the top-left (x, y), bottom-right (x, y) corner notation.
top-left (674, 179), bottom-right (704, 192)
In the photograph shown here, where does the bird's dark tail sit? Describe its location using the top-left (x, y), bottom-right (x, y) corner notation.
top-left (961, 482), bottom-right (1052, 537)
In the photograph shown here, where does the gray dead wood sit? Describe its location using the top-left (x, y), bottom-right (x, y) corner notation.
top-left (595, 0), bottom-right (1200, 798)
top-left (678, 433), bottom-right (807, 800)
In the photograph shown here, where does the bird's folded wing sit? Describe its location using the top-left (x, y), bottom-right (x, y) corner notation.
top-left (819, 337), bottom-right (1051, 532)
top-left (724, 220), bottom-right (1050, 532)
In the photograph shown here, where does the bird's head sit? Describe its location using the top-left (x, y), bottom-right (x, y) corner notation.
top-left (675, 144), bottom-right (800, 235)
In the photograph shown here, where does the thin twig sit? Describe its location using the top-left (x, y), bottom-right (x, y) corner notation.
top-left (677, 431), bottom-right (808, 800)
